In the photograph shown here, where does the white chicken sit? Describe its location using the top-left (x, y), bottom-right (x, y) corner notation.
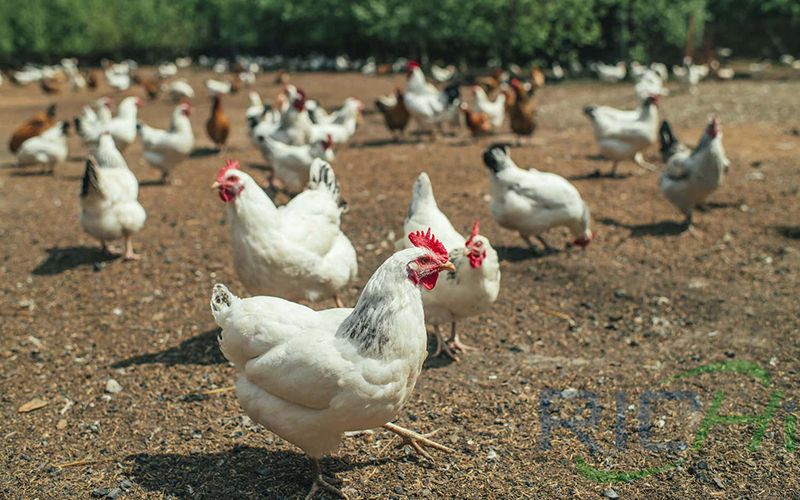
top-left (254, 134), bottom-right (335, 193)
top-left (79, 133), bottom-right (146, 260)
top-left (138, 102), bottom-right (194, 183)
top-left (74, 97), bottom-right (113, 149)
top-left (594, 61), bottom-right (627, 82)
top-left (161, 79), bottom-right (195, 102)
top-left (482, 144), bottom-right (593, 252)
top-left (210, 229), bottom-right (456, 498)
top-left (16, 122), bottom-right (70, 174)
top-left (205, 78), bottom-right (237, 96)
top-left (583, 95), bottom-right (660, 176)
top-left (471, 85), bottom-right (506, 129)
top-left (106, 96), bottom-right (141, 152)
top-left (157, 62), bottom-right (178, 79)
top-left (658, 116), bottom-right (730, 228)
top-left (431, 64), bottom-right (456, 83)
top-left (270, 90), bottom-right (313, 145)
top-left (309, 98), bottom-right (362, 144)
top-left (399, 173), bottom-right (501, 360)
top-left (634, 69), bottom-right (669, 100)
top-left (104, 68), bottom-right (130, 91)
top-left (213, 159), bottom-right (357, 306)
top-left (403, 61), bottom-right (461, 133)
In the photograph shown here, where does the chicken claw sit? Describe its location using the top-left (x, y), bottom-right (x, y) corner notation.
top-left (432, 324), bottom-right (460, 362)
top-left (123, 236), bottom-right (141, 261)
top-left (306, 458), bottom-right (347, 500)
top-left (382, 422), bottom-right (455, 462)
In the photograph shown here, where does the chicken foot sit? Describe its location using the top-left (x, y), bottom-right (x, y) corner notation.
top-left (305, 457), bottom-right (346, 500)
top-left (633, 152), bottom-right (658, 172)
top-left (446, 322), bottom-right (476, 353)
top-left (432, 324), bottom-right (460, 361)
top-left (334, 294), bottom-right (345, 308)
top-left (123, 235), bottom-right (141, 261)
top-left (382, 422), bottom-right (455, 462)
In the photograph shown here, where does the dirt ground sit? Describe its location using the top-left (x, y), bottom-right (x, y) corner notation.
top-left (1, 69), bottom-right (799, 499)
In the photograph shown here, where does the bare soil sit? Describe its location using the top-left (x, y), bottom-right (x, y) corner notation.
top-left (1, 70), bottom-right (799, 499)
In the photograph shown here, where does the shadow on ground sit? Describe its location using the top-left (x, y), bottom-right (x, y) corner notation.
top-left (32, 246), bottom-right (118, 275)
top-left (112, 328), bottom-right (225, 367)
top-left (126, 447), bottom-right (386, 498)
top-left (599, 217), bottom-right (687, 237)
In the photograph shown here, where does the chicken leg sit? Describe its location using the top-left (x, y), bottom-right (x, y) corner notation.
top-left (633, 152), bottom-right (658, 172)
top-left (305, 457), bottom-right (346, 500)
top-left (334, 294), bottom-right (345, 308)
top-left (431, 324), bottom-right (459, 361)
top-left (123, 234), bottom-right (141, 261)
top-left (446, 322), bottom-right (476, 353)
top-left (101, 241), bottom-right (120, 256)
top-left (382, 422), bottom-right (455, 462)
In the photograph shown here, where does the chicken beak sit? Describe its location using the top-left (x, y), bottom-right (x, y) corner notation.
top-left (211, 181), bottom-right (220, 189)
top-left (440, 261), bottom-right (456, 272)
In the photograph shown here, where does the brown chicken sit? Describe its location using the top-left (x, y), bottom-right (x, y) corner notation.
top-left (40, 78), bottom-right (60, 94)
top-left (86, 70), bottom-right (99, 90)
top-left (374, 88), bottom-right (410, 141)
top-left (206, 95), bottom-right (230, 151)
top-left (530, 67), bottom-right (546, 91)
top-left (132, 73), bottom-right (160, 100)
top-left (475, 68), bottom-right (505, 94)
top-left (509, 79), bottom-right (536, 144)
top-left (460, 103), bottom-right (491, 138)
top-left (8, 104), bottom-right (57, 153)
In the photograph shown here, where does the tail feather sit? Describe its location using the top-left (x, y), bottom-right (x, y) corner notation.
top-left (407, 172), bottom-right (435, 219)
top-left (80, 159), bottom-right (100, 198)
top-left (308, 158), bottom-right (344, 209)
top-left (210, 284), bottom-right (238, 326)
top-left (659, 120), bottom-right (679, 161)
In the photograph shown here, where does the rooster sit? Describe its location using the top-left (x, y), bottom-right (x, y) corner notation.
top-left (403, 61), bottom-right (460, 136)
top-left (206, 95), bottom-right (230, 151)
top-left (138, 102), bottom-right (194, 184)
top-left (254, 134), bottom-right (335, 193)
top-left (8, 104), bottom-right (57, 153)
top-left (482, 144), bottom-right (593, 252)
top-left (583, 95), bottom-right (660, 176)
top-left (79, 134), bottom-right (146, 260)
top-left (399, 173), bottom-right (500, 360)
top-left (472, 86), bottom-right (505, 129)
top-left (211, 230), bottom-right (456, 498)
top-left (375, 89), bottom-right (410, 141)
top-left (213, 159), bottom-right (357, 307)
top-left (508, 79), bottom-right (536, 144)
top-left (16, 121), bottom-right (69, 174)
top-left (658, 116), bottom-right (730, 229)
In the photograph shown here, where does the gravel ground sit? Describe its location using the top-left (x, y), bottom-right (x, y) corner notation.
top-left (1, 70), bottom-right (799, 499)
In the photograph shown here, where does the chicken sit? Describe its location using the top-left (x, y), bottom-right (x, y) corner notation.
top-left (583, 95), bottom-right (660, 176)
top-left (460, 103), bottom-right (492, 138)
top-left (270, 89), bottom-right (313, 146)
top-left (162, 79), bottom-right (195, 102)
top-left (673, 57), bottom-right (706, 94)
top-left (8, 104), bottom-right (57, 153)
top-left (399, 173), bottom-right (500, 360)
top-left (40, 78), bottom-right (60, 94)
top-left (206, 95), bottom-right (230, 151)
top-left (74, 98), bottom-right (113, 149)
top-left (475, 68), bottom-right (505, 94)
top-left (254, 134), bottom-right (335, 193)
top-left (634, 69), bottom-right (668, 100)
top-left (472, 85), bottom-right (505, 129)
top-left (403, 61), bottom-right (460, 135)
top-left (375, 89), bottom-right (411, 141)
top-left (658, 116), bottom-right (730, 228)
top-left (309, 98), bottom-right (362, 144)
top-left (245, 91), bottom-right (267, 123)
top-left (205, 78), bottom-right (239, 96)
top-left (431, 64), bottom-right (456, 83)
top-left (105, 68), bottom-right (131, 91)
top-left (16, 121), bottom-right (70, 174)
top-left (138, 102), bottom-right (194, 183)
top-left (157, 62), bottom-right (178, 79)
top-left (106, 96), bottom-right (142, 152)
top-left (210, 229), bottom-right (456, 498)
top-left (594, 61), bottom-right (627, 82)
top-left (85, 70), bottom-right (99, 90)
top-left (482, 144), bottom-right (593, 252)
top-left (79, 134), bottom-right (146, 260)
top-left (213, 159), bottom-right (357, 306)
top-left (508, 79), bottom-right (536, 144)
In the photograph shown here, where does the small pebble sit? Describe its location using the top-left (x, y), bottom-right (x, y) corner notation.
top-left (105, 378), bottom-right (123, 394)
top-left (604, 488), bottom-right (619, 499)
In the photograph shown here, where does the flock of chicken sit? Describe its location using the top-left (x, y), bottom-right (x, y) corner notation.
top-left (6, 57), bottom-right (731, 498)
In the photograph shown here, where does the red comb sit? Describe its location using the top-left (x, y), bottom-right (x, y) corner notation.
top-left (323, 134), bottom-right (333, 148)
top-left (216, 159), bottom-right (240, 182)
top-left (465, 220), bottom-right (480, 245)
top-left (408, 228), bottom-right (448, 262)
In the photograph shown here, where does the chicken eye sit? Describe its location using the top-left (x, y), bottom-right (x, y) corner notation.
top-left (227, 175), bottom-right (240, 183)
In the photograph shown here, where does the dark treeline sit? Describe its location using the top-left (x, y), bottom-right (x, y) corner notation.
top-left (1, 0), bottom-right (798, 66)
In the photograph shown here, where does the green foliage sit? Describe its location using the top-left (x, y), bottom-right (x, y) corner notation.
top-left (0, 0), bottom-right (797, 66)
